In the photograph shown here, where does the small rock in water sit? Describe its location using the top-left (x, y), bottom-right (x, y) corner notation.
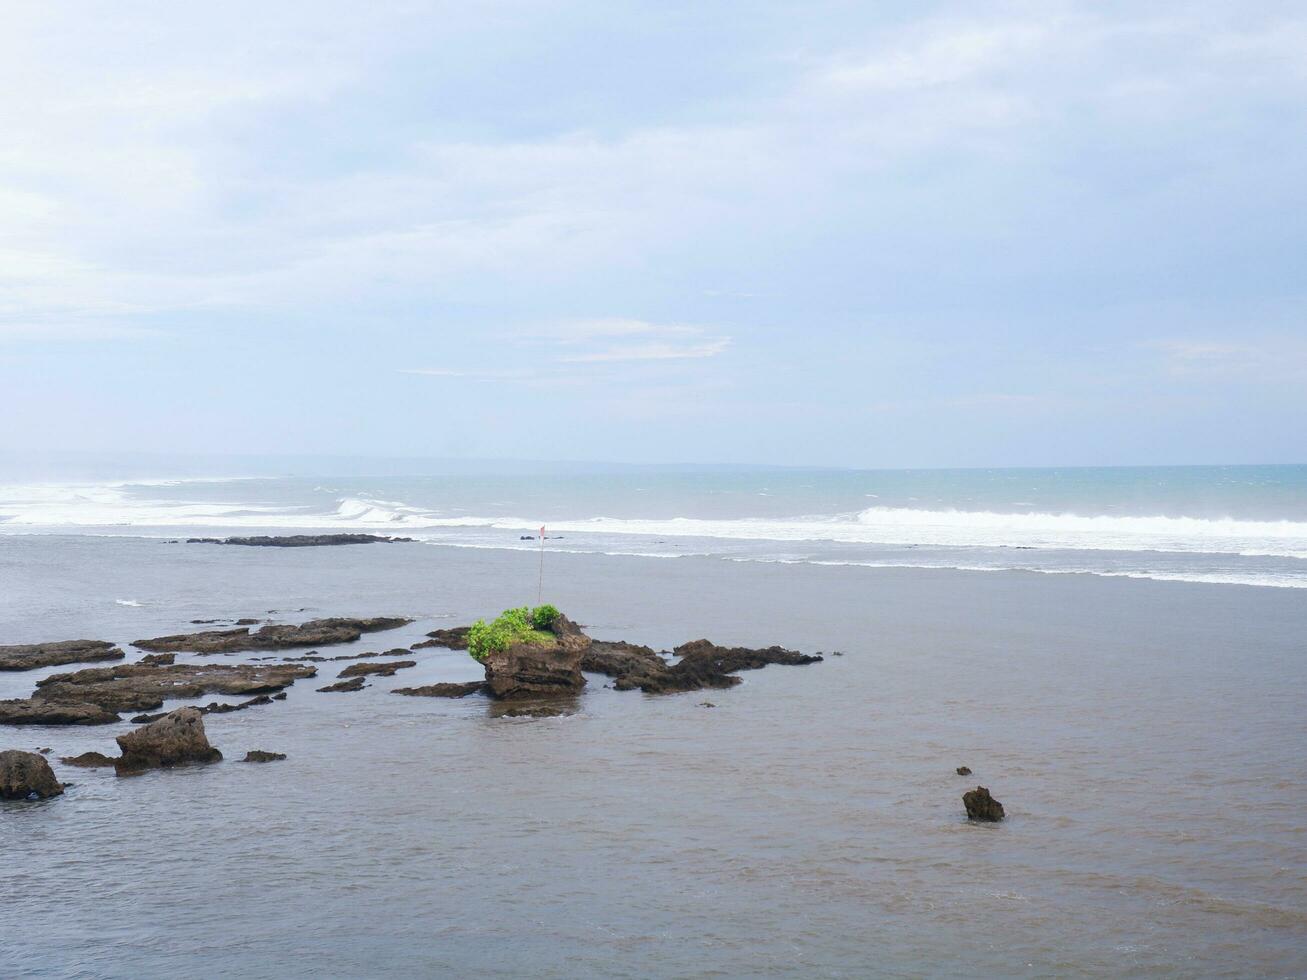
top-left (38, 747), bottom-right (51, 754)
top-left (699, 702), bottom-right (717, 708)
top-left (956, 766), bottom-right (972, 776)
top-left (0, 749), bottom-right (65, 799)
top-left (963, 786), bottom-right (1005, 822)
top-left (242, 750), bottom-right (286, 763)
top-left (115, 707), bottom-right (223, 773)
top-left (60, 751), bottom-right (117, 768)
top-left (317, 676), bottom-right (367, 693)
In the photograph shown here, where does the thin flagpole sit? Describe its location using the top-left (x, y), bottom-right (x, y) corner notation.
top-left (537, 525), bottom-right (545, 606)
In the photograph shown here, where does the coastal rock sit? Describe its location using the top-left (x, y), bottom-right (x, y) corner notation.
top-left (129, 693), bottom-right (277, 724)
top-left (317, 676), bottom-right (367, 692)
top-left (136, 653), bottom-right (176, 666)
top-left (242, 750), bottom-right (286, 762)
top-left (956, 766), bottom-right (972, 776)
top-left (610, 639), bottom-right (823, 695)
top-left (0, 640), bottom-right (124, 672)
top-left (0, 699), bottom-right (121, 726)
top-left (336, 659), bottom-right (416, 679)
top-left (963, 786), bottom-right (1005, 822)
top-left (392, 681), bottom-right (486, 698)
top-left (31, 661), bottom-right (317, 716)
top-left (411, 626), bottom-right (471, 650)
top-left (482, 614), bottom-right (589, 700)
top-left (582, 640), bottom-right (667, 677)
top-left (186, 534), bottom-right (414, 547)
top-left (115, 707), bottom-right (222, 772)
top-left (59, 751), bottom-right (118, 768)
top-left (0, 749), bottom-right (64, 799)
top-left (133, 616), bottom-right (411, 654)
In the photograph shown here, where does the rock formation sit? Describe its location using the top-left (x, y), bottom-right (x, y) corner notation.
top-left (481, 613), bottom-right (589, 700)
top-left (115, 707), bottom-right (222, 772)
top-left (317, 676), bottom-right (366, 692)
top-left (242, 750), bottom-right (286, 762)
top-left (606, 638), bottom-right (822, 694)
top-left (186, 534), bottom-right (414, 547)
top-left (133, 617), bottom-right (411, 654)
top-left (956, 766), bottom-right (972, 776)
top-left (336, 659), bottom-right (415, 679)
top-left (963, 786), bottom-right (1005, 821)
top-left (392, 681), bottom-right (486, 698)
top-left (411, 626), bottom-right (471, 650)
top-left (59, 751), bottom-right (117, 768)
top-left (0, 749), bottom-right (65, 799)
top-left (0, 640), bottom-right (124, 672)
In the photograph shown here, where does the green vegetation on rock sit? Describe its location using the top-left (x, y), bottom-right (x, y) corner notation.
top-left (468, 606), bottom-right (560, 663)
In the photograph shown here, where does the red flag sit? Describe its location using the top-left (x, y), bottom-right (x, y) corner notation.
top-left (539, 525), bottom-right (545, 538)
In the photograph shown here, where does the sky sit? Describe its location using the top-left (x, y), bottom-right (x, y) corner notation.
top-left (1, 0), bottom-right (1305, 468)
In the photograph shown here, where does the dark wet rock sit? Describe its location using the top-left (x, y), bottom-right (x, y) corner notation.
top-left (235, 618), bottom-right (261, 626)
top-left (0, 749), bottom-right (64, 799)
top-left (272, 692), bottom-right (287, 701)
top-left (0, 699), bottom-right (121, 726)
top-left (115, 707), bottom-right (222, 772)
top-left (60, 751), bottom-right (118, 768)
top-left (30, 661), bottom-right (317, 716)
top-left (0, 640), bottom-right (124, 672)
top-left (136, 653), bottom-right (176, 667)
top-left (582, 640), bottom-right (667, 678)
top-left (482, 614), bottom-right (588, 701)
top-left (611, 639), bottom-right (823, 695)
top-left (38, 746), bottom-right (51, 754)
top-left (187, 534), bottom-right (414, 547)
top-left (242, 750), bottom-right (286, 762)
top-left (956, 766), bottom-right (972, 776)
top-left (129, 693), bottom-right (277, 724)
top-left (337, 659), bottom-right (416, 679)
top-left (133, 616), bottom-right (411, 654)
top-left (285, 647), bottom-right (410, 664)
top-left (699, 701), bottom-right (717, 708)
top-left (392, 681), bottom-right (486, 698)
top-left (411, 626), bottom-right (471, 650)
top-left (317, 676), bottom-right (366, 692)
top-left (963, 786), bottom-right (1005, 821)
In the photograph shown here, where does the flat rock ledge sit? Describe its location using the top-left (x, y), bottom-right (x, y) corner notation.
top-left (186, 534), bottom-right (414, 547)
top-left (0, 749), bottom-right (64, 799)
top-left (336, 659), bottom-right (416, 679)
top-left (588, 637), bottom-right (823, 694)
top-left (133, 616), bottom-right (411, 654)
top-left (411, 626), bottom-right (471, 650)
top-left (116, 707), bottom-right (222, 773)
top-left (0, 640), bottom-right (124, 672)
top-left (393, 681), bottom-right (486, 698)
top-left (242, 750), bottom-right (286, 762)
top-left (0, 661), bottom-right (317, 726)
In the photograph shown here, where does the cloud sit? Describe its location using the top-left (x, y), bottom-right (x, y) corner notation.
top-left (1145, 338), bottom-right (1307, 379)
top-left (558, 339), bottom-right (731, 363)
top-left (538, 318), bottom-right (732, 364)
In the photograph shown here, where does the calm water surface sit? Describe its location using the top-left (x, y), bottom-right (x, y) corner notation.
top-left (2, 536), bottom-right (1305, 977)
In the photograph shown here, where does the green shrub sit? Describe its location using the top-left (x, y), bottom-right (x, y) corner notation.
top-left (467, 606), bottom-right (560, 663)
top-left (530, 604), bottom-right (560, 629)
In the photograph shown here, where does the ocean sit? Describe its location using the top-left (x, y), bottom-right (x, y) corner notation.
top-left (2, 462), bottom-right (1305, 977)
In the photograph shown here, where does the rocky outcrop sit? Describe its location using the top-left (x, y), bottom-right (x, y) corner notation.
top-left (187, 534), bottom-right (414, 547)
top-left (242, 750), bottom-right (286, 762)
top-left (31, 661), bottom-right (317, 714)
top-left (607, 639), bottom-right (823, 695)
top-left (336, 659), bottom-right (416, 679)
top-left (0, 640), bottom-right (124, 672)
top-left (283, 648), bottom-right (412, 664)
top-left (582, 640), bottom-right (667, 678)
top-left (317, 677), bottom-right (366, 692)
top-left (411, 626), bottom-right (471, 650)
top-left (0, 749), bottom-right (64, 799)
top-left (963, 786), bottom-right (1005, 821)
top-left (115, 707), bottom-right (222, 772)
top-left (59, 751), bottom-right (117, 768)
top-left (392, 681), bottom-right (486, 698)
top-left (0, 699), bottom-right (122, 726)
top-left (133, 617), bottom-right (411, 654)
top-left (129, 693), bottom-right (276, 724)
top-left (481, 614), bottom-right (589, 700)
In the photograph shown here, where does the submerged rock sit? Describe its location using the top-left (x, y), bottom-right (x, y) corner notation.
top-left (392, 681), bottom-right (486, 698)
top-left (115, 707), bottom-right (222, 772)
top-left (59, 751), bottom-right (117, 769)
top-left (186, 534), bottom-right (414, 547)
top-left (129, 693), bottom-right (277, 724)
top-left (411, 626), bottom-right (471, 650)
top-left (0, 749), bottom-right (65, 799)
top-left (336, 659), bottom-right (416, 679)
top-left (242, 750), bottom-right (286, 762)
top-left (133, 617), bottom-right (411, 654)
top-left (317, 676), bottom-right (367, 693)
top-left (482, 614), bottom-right (589, 700)
top-left (963, 786), bottom-right (1005, 822)
top-left (0, 640), bottom-right (124, 672)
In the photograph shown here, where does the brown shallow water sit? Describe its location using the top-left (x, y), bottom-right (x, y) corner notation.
top-left (2, 536), bottom-right (1305, 977)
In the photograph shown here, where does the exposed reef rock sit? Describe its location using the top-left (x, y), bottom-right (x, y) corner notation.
top-left (607, 638), bottom-right (823, 695)
top-left (0, 749), bottom-right (65, 799)
top-left (136, 653), bottom-right (176, 667)
top-left (283, 647), bottom-right (411, 664)
top-left (956, 766), bottom-right (972, 776)
top-left (0, 661), bottom-right (316, 726)
top-left (582, 640), bottom-right (667, 678)
top-left (129, 693), bottom-right (276, 724)
top-left (133, 617), bottom-right (411, 654)
top-left (317, 676), bottom-right (367, 693)
top-left (411, 626), bottom-right (471, 650)
top-left (242, 750), bottom-right (286, 762)
top-left (963, 786), bottom-right (1005, 822)
top-left (393, 681), bottom-right (486, 698)
top-left (59, 751), bottom-right (117, 768)
top-left (482, 614), bottom-right (589, 700)
top-left (336, 659), bottom-right (415, 679)
top-left (116, 707), bottom-right (222, 772)
top-left (0, 640), bottom-right (124, 672)
top-left (186, 534), bottom-right (414, 547)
